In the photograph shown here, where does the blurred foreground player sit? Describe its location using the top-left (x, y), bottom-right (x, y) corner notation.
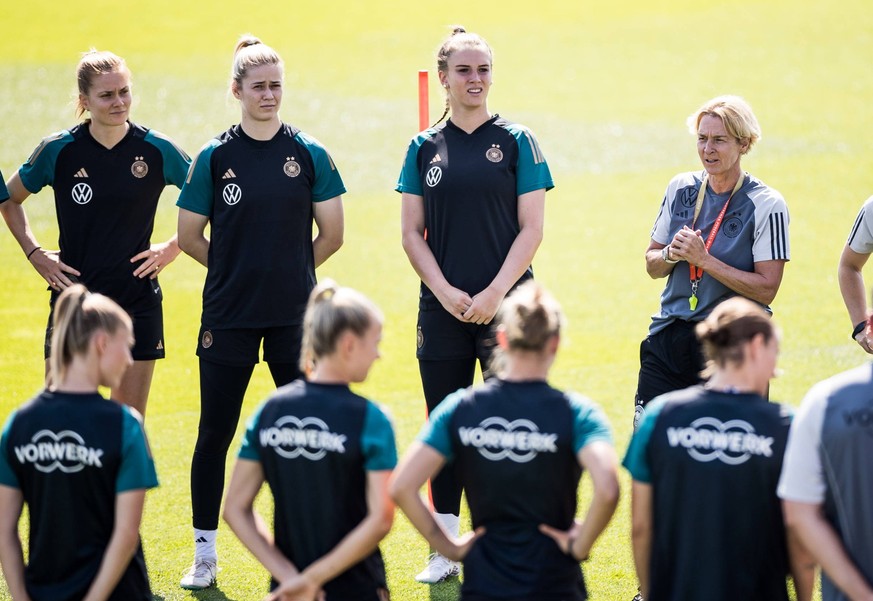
top-left (391, 282), bottom-right (619, 600)
top-left (224, 281), bottom-right (395, 601)
top-left (0, 285), bottom-right (158, 601)
top-left (625, 297), bottom-right (811, 601)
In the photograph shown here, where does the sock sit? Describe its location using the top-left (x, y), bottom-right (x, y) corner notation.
top-left (194, 528), bottom-right (217, 562)
top-left (434, 512), bottom-right (460, 538)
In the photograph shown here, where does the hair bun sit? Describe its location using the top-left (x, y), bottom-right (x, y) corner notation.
top-left (234, 34), bottom-right (263, 55)
top-left (451, 25), bottom-right (466, 35)
top-left (312, 279), bottom-right (339, 304)
top-left (496, 281), bottom-right (563, 353)
top-left (694, 297), bottom-right (775, 372)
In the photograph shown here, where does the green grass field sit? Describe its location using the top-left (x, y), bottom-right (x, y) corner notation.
top-left (1, 1), bottom-right (872, 599)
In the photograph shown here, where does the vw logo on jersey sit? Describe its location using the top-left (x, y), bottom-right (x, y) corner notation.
top-left (71, 182), bottom-right (93, 205)
top-left (425, 166), bottom-right (443, 188)
top-left (679, 186), bottom-right (697, 208)
top-left (458, 417), bottom-right (558, 463)
top-left (666, 417), bottom-right (774, 465)
top-left (223, 183), bottom-right (242, 206)
top-left (12, 429), bottom-right (104, 473)
top-left (259, 415), bottom-right (348, 461)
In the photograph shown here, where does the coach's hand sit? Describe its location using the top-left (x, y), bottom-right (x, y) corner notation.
top-left (29, 248), bottom-right (81, 291)
top-left (670, 226), bottom-right (707, 267)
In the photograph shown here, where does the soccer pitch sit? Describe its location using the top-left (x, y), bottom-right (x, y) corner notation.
top-left (1, 1), bottom-right (872, 599)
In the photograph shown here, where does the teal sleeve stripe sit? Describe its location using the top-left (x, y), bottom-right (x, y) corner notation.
top-left (116, 408), bottom-right (159, 493)
top-left (507, 124), bottom-right (554, 196)
top-left (0, 411), bottom-right (20, 489)
top-left (176, 139), bottom-right (220, 215)
top-left (238, 402), bottom-right (267, 461)
top-left (18, 131), bottom-right (74, 194)
top-left (568, 393), bottom-right (614, 454)
top-left (0, 171), bottom-right (9, 202)
top-left (418, 388), bottom-right (465, 462)
top-left (622, 398), bottom-right (666, 484)
top-left (362, 402), bottom-right (398, 471)
top-left (396, 131), bottom-right (436, 196)
top-left (296, 132), bottom-right (346, 202)
top-left (145, 130), bottom-right (192, 189)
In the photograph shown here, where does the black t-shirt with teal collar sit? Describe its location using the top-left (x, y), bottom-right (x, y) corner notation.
top-left (178, 123), bottom-right (346, 328)
top-left (397, 116), bottom-right (553, 306)
top-left (17, 122), bottom-right (190, 313)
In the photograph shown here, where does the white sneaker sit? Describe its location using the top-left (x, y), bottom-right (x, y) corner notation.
top-left (414, 553), bottom-right (460, 583)
top-left (180, 559), bottom-right (218, 590)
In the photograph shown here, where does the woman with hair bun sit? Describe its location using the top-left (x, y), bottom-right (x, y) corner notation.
top-left (0, 50), bottom-right (190, 417)
top-left (396, 26), bottom-right (554, 583)
top-left (390, 281), bottom-right (619, 600)
top-left (624, 296), bottom-right (813, 601)
top-left (177, 34), bottom-right (346, 589)
top-left (224, 280), bottom-right (395, 601)
top-left (0, 284), bottom-right (158, 601)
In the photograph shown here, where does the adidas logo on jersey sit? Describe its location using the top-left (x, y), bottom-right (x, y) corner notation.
top-left (73, 168), bottom-right (89, 178)
top-left (156, 340), bottom-right (164, 351)
top-left (430, 153), bottom-right (442, 164)
top-left (221, 168), bottom-right (237, 179)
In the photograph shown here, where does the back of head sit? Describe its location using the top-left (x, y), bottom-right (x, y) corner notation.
top-left (687, 95), bottom-right (761, 153)
top-left (695, 297), bottom-right (774, 371)
top-left (497, 281), bottom-right (563, 352)
top-left (49, 284), bottom-right (132, 387)
top-left (231, 34), bottom-right (282, 89)
top-left (75, 49), bottom-right (128, 118)
top-left (301, 280), bottom-right (382, 373)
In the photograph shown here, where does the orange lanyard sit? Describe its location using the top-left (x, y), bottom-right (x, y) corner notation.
top-left (688, 173), bottom-right (745, 311)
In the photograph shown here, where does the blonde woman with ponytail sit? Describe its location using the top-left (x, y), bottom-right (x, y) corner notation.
top-left (176, 34), bottom-right (346, 588)
top-left (224, 280), bottom-right (396, 601)
top-left (390, 281), bottom-right (619, 600)
top-left (0, 284), bottom-right (158, 601)
top-left (0, 50), bottom-right (190, 418)
top-left (396, 26), bottom-right (555, 583)
top-left (624, 297), bottom-right (812, 601)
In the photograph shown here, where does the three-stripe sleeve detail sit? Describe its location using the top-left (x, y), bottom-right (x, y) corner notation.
top-left (848, 210), bottom-right (865, 245)
top-left (769, 212), bottom-right (788, 259)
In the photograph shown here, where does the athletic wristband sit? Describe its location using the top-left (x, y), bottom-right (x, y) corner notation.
top-left (26, 246), bottom-right (41, 260)
top-left (852, 320), bottom-right (867, 340)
